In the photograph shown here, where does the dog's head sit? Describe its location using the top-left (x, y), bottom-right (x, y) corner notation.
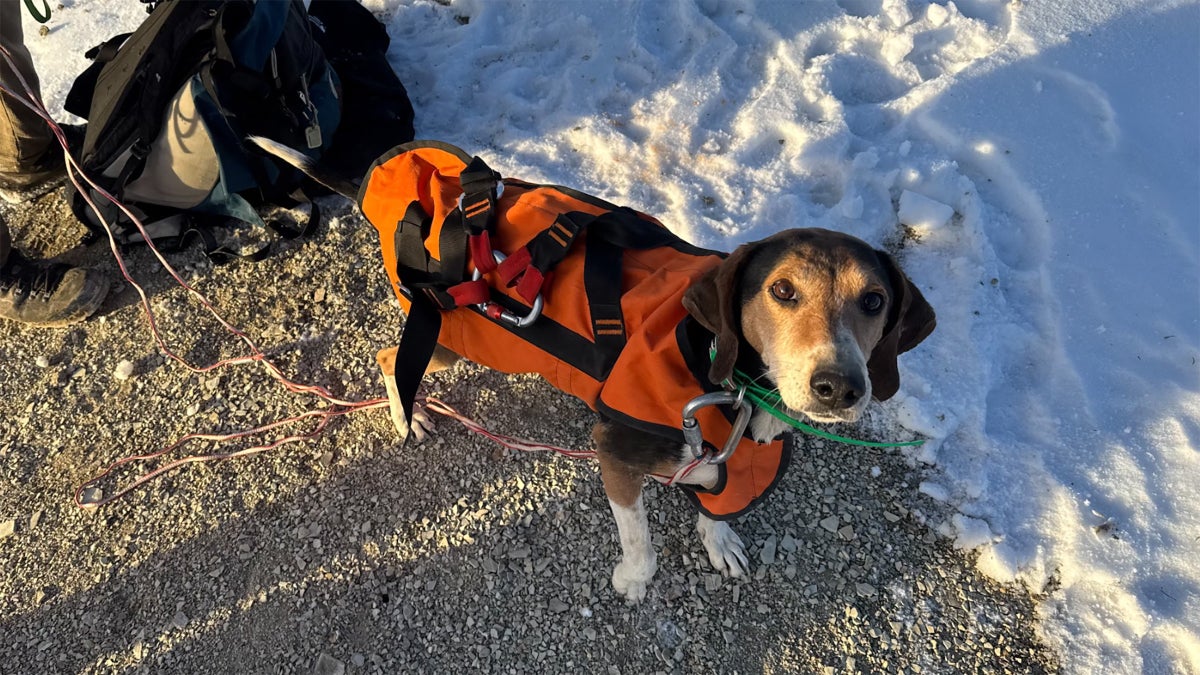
top-left (682, 228), bottom-right (935, 424)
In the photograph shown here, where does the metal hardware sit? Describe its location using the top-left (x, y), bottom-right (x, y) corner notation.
top-left (472, 250), bottom-right (543, 327)
top-left (681, 388), bottom-right (752, 464)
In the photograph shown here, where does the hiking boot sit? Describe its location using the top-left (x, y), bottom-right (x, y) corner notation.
top-left (0, 124), bottom-right (85, 204)
top-left (0, 249), bottom-right (109, 328)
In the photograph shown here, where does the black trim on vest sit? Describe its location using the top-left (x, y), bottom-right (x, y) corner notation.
top-left (677, 441), bottom-right (793, 522)
top-left (595, 399), bottom-right (685, 444)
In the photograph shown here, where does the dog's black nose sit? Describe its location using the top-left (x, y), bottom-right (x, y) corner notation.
top-left (810, 370), bottom-right (864, 409)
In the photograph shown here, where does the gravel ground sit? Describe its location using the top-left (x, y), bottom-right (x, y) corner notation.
top-left (0, 190), bottom-right (1059, 674)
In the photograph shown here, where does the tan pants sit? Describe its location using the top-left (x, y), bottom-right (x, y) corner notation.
top-left (0, 0), bottom-right (53, 178)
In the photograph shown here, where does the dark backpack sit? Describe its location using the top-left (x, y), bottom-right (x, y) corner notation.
top-left (64, 0), bottom-right (413, 260)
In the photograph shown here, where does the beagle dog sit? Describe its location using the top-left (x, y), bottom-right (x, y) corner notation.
top-left (377, 228), bottom-right (934, 601)
top-left (251, 136), bottom-right (936, 602)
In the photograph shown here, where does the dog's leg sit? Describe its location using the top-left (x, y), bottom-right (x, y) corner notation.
top-left (675, 460), bottom-right (750, 577)
top-left (596, 450), bottom-right (656, 602)
top-left (375, 345), bottom-right (461, 442)
top-left (696, 514), bottom-right (749, 577)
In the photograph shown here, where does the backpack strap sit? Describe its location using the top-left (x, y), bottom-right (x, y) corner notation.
top-left (182, 224), bottom-right (272, 265)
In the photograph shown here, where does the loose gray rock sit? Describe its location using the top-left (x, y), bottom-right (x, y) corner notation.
top-left (114, 359), bottom-right (136, 381)
top-left (311, 653), bottom-right (345, 675)
top-left (760, 535), bottom-right (777, 565)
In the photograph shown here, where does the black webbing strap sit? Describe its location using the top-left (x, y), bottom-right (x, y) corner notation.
top-left (437, 208), bottom-right (469, 285)
top-left (83, 32), bottom-right (133, 63)
top-left (458, 156), bottom-right (501, 236)
top-left (389, 198), bottom-right (471, 427)
top-left (578, 206), bottom-right (702, 356)
top-left (392, 292), bottom-right (443, 429)
top-left (582, 234), bottom-right (626, 355)
top-left (532, 212), bottom-right (587, 263)
top-left (181, 220), bottom-right (272, 265)
top-left (586, 207), bottom-right (685, 251)
top-left (266, 199), bottom-right (321, 240)
top-left (459, 156), bottom-right (501, 275)
top-left (394, 201), bottom-right (438, 280)
top-left (504, 212), bottom-right (588, 302)
top-left (497, 207), bottom-right (677, 304)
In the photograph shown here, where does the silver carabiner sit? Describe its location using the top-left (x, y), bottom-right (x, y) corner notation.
top-left (681, 388), bottom-right (753, 464)
top-left (471, 249), bottom-right (544, 328)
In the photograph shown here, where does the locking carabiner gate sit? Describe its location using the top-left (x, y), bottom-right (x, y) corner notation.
top-left (471, 250), bottom-right (544, 328)
top-left (681, 388), bottom-right (753, 464)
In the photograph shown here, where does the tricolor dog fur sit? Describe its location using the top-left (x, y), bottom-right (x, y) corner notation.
top-left (253, 136), bottom-right (936, 602)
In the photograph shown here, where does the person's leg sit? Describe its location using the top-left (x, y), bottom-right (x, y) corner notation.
top-left (0, 0), bottom-right (56, 183)
top-left (0, 4), bottom-right (106, 327)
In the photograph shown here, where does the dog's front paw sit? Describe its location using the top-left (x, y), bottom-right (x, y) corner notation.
top-left (407, 406), bottom-right (435, 443)
top-left (611, 554), bottom-right (656, 602)
top-left (697, 515), bottom-right (749, 577)
top-left (389, 402), bottom-right (435, 443)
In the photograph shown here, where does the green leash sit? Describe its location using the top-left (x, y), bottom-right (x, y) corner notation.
top-left (23, 0), bottom-right (51, 24)
top-left (711, 346), bottom-right (924, 448)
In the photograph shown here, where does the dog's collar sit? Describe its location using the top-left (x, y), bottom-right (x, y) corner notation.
top-left (707, 342), bottom-right (926, 449)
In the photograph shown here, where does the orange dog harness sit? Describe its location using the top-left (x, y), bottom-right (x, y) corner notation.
top-left (357, 141), bottom-right (789, 519)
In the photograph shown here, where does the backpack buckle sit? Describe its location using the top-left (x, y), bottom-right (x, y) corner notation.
top-left (471, 249), bottom-right (543, 328)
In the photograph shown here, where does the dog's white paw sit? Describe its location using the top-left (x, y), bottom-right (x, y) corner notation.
top-left (408, 406), bottom-right (435, 443)
top-left (611, 554), bottom-right (656, 602)
top-left (390, 404), bottom-right (435, 443)
top-left (697, 516), bottom-right (749, 577)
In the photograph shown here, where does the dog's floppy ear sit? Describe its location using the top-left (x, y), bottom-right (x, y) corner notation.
top-left (867, 251), bottom-right (936, 401)
top-left (682, 243), bottom-right (757, 385)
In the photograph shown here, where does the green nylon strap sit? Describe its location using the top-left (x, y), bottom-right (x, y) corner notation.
top-left (711, 346), bottom-right (924, 448)
top-left (23, 0), bottom-right (51, 24)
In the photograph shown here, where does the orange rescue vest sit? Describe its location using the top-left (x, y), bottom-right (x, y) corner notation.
top-left (357, 141), bottom-right (789, 520)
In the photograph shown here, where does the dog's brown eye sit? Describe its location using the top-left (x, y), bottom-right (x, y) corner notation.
top-left (770, 279), bottom-right (796, 302)
top-left (861, 291), bottom-right (885, 314)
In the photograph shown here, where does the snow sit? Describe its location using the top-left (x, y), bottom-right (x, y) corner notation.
top-left (16, 1), bottom-right (1200, 673)
top-left (898, 189), bottom-right (955, 231)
